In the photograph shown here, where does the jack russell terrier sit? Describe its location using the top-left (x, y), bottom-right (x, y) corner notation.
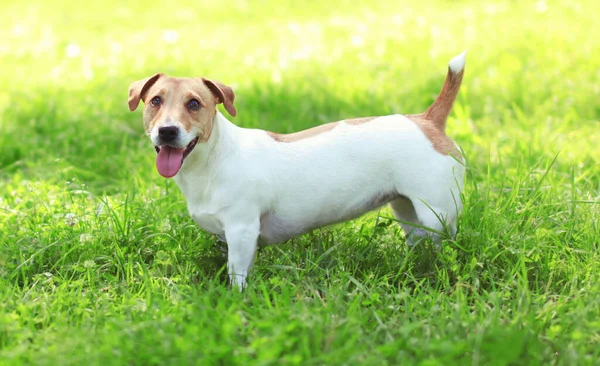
top-left (128, 52), bottom-right (466, 289)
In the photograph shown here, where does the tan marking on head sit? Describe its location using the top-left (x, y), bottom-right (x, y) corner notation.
top-left (128, 74), bottom-right (163, 112)
top-left (406, 113), bottom-right (461, 159)
top-left (202, 78), bottom-right (236, 117)
top-left (128, 75), bottom-right (237, 143)
top-left (267, 116), bottom-right (377, 143)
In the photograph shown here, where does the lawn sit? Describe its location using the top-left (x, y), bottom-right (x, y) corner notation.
top-left (1, 0), bottom-right (599, 364)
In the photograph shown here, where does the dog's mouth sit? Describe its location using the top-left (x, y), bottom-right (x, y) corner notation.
top-left (154, 137), bottom-right (199, 178)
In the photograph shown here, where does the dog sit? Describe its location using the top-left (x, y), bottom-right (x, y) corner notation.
top-left (128, 52), bottom-right (466, 289)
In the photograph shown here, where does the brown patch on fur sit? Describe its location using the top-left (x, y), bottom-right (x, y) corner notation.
top-left (406, 113), bottom-right (461, 158)
top-left (267, 116), bottom-right (377, 143)
top-left (128, 75), bottom-right (237, 143)
top-left (267, 112), bottom-right (461, 158)
top-left (344, 116), bottom-right (378, 125)
top-left (267, 63), bottom-right (464, 154)
top-left (405, 63), bottom-right (465, 159)
top-left (423, 69), bottom-right (464, 132)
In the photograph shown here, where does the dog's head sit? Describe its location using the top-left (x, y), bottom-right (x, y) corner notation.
top-left (128, 74), bottom-right (236, 178)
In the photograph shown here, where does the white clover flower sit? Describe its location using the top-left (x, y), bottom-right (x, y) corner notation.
top-left (160, 220), bottom-right (172, 232)
top-left (65, 213), bottom-right (78, 226)
top-left (79, 233), bottom-right (93, 243)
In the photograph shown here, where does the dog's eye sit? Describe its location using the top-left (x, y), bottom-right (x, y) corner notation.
top-left (150, 96), bottom-right (162, 107)
top-left (187, 99), bottom-right (201, 111)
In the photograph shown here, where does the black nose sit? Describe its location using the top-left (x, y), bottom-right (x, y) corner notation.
top-left (158, 126), bottom-right (179, 142)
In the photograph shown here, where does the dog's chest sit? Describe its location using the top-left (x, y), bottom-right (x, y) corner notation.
top-left (175, 171), bottom-right (227, 238)
top-left (189, 208), bottom-right (225, 239)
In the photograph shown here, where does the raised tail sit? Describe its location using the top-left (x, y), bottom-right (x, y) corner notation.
top-left (423, 51), bottom-right (466, 132)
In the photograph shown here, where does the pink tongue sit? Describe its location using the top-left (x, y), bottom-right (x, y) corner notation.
top-left (156, 146), bottom-right (185, 178)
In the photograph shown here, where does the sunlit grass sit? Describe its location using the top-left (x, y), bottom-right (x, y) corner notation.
top-left (1, 0), bottom-right (599, 364)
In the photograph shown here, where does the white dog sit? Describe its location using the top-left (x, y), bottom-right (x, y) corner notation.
top-left (128, 52), bottom-right (466, 289)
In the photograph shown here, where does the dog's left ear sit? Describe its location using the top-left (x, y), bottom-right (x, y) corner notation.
top-left (128, 73), bottom-right (163, 112)
top-left (202, 78), bottom-right (237, 117)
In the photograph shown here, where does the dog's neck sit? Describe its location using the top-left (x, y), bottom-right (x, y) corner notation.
top-left (177, 111), bottom-right (239, 178)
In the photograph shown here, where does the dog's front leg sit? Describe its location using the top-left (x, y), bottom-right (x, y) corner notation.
top-left (224, 220), bottom-right (260, 290)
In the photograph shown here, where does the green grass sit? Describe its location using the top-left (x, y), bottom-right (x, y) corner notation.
top-left (1, 0), bottom-right (599, 364)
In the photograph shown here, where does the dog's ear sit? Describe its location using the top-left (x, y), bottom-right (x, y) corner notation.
top-left (202, 78), bottom-right (237, 117)
top-left (128, 74), bottom-right (163, 112)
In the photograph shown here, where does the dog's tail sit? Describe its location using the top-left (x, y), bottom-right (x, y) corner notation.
top-left (423, 51), bottom-right (466, 132)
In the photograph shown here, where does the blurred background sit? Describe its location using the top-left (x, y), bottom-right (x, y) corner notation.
top-left (0, 0), bottom-right (598, 193)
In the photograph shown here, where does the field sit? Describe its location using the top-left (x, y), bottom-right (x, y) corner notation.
top-left (1, 0), bottom-right (599, 364)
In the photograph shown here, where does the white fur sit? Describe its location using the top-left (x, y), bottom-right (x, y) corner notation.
top-left (170, 112), bottom-right (465, 289)
top-left (449, 51), bottom-right (467, 73)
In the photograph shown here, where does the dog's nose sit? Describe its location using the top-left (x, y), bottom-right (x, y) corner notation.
top-left (158, 126), bottom-right (179, 142)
